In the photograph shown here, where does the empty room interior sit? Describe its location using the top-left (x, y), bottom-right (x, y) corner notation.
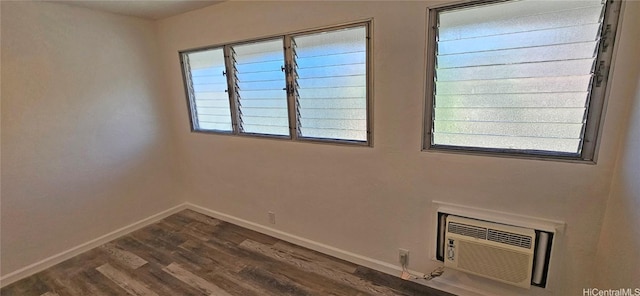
top-left (2, 0), bottom-right (639, 295)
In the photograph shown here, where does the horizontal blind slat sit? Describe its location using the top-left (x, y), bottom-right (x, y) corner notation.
top-left (195, 107), bottom-right (233, 116)
top-left (437, 42), bottom-right (599, 69)
top-left (296, 52), bottom-right (366, 68)
top-left (241, 117), bottom-right (289, 126)
top-left (198, 115), bottom-right (233, 122)
top-left (434, 121), bottom-right (583, 138)
top-left (439, 2), bottom-right (603, 41)
top-left (237, 80), bottom-right (285, 91)
top-left (434, 107), bottom-right (586, 123)
top-left (241, 106), bottom-right (289, 118)
top-left (438, 23), bottom-right (600, 55)
top-left (437, 59), bottom-right (595, 81)
top-left (190, 91), bottom-right (228, 99)
top-left (436, 76), bottom-right (593, 95)
top-left (190, 67), bottom-right (226, 75)
top-left (241, 125), bottom-right (289, 136)
top-left (192, 84), bottom-right (227, 93)
top-left (297, 75), bottom-right (366, 88)
top-left (298, 98), bottom-right (366, 109)
top-left (199, 123), bottom-right (233, 131)
top-left (299, 110), bottom-right (367, 120)
top-left (433, 133), bottom-right (581, 154)
top-left (435, 93), bottom-right (588, 108)
top-left (238, 89), bottom-right (287, 99)
top-left (300, 118), bottom-right (366, 130)
top-left (236, 60), bottom-right (283, 73)
top-left (297, 64), bottom-right (365, 77)
top-left (195, 100), bottom-right (233, 108)
top-left (240, 99), bottom-right (288, 108)
top-left (298, 128), bottom-right (366, 141)
top-left (298, 87), bottom-right (366, 99)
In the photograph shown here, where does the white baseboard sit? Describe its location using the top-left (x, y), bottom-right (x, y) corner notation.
top-left (185, 203), bottom-right (401, 272)
top-left (0, 203), bottom-right (188, 288)
top-left (185, 202), bottom-right (485, 296)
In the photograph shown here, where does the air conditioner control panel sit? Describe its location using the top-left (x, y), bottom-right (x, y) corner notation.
top-left (447, 239), bottom-right (456, 262)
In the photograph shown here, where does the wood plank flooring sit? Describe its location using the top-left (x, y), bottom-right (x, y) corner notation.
top-left (1, 210), bottom-right (454, 296)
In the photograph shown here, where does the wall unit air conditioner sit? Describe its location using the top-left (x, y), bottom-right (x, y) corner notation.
top-left (444, 215), bottom-right (536, 289)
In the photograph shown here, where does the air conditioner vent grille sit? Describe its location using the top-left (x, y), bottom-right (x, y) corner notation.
top-left (458, 240), bottom-right (531, 283)
top-left (448, 222), bottom-right (487, 239)
top-left (487, 229), bottom-right (532, 249)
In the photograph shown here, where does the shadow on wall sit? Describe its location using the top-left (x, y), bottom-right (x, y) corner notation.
top-left (0, 1), bottom-right (178, 276)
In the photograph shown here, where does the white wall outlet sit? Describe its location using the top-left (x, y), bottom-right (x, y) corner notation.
top-left (268, 211), bottom-right (276, 224)
top-left (399, 248), bottom-right (410, 266)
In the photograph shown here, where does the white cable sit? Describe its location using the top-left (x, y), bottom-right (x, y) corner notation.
top-left (400, 264), bottom-right (445, 281)
top-left (423, 266), bottom-right (445, 281)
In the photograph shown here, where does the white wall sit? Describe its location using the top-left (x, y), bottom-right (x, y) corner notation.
top-left (157, 1), bottom-right (640, 295)
top-left (1, 1), bottom-right (182, 276)
top-left (595, 1), bottom-right (640, 287)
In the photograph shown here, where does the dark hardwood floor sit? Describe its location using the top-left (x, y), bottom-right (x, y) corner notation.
top-left (1, 210), bottom-right (453, 296)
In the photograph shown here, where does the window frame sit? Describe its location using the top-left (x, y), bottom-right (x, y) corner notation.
top-left (179, 20), bottom-right (373, 146)
top-left (422, 0), bottom-right (623, 162)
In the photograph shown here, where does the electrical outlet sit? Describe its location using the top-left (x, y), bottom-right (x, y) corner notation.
top-left (399, 249), bottom-right (409, 267)
top-left (268, 211), bottom-right (276, 224)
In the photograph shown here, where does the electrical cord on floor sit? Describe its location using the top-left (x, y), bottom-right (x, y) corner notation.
top-left (422, 266), bottom-right (445, 281)
top-left (400, 263), bottom-right (445, 281)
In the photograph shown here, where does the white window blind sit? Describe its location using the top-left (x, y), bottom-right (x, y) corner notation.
top-left (233, 39), bottom-right (289, 136)
top-left (293, 27), bottom-right (368, 142)
top-left (428, 0), bottom-right (620, 158)
top-left (183, 48), bottom-right (232, 132)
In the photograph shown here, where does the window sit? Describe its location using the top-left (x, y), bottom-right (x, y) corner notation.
top-left (233, 38), bottom-right (290, 136)
top-left (181, 22), bottom-right (371, 145)
top-left (424, 0), bottom-right (622, 160)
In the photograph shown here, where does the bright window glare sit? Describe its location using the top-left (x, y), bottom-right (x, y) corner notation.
top-left (233, 39), bottom-right (289, 136)
top-left (431, 0), bottom-right (607, 155)
top-left (185, 48), bottom-right (232, 132)
top-left (294, 27), bottom-right (368, 141)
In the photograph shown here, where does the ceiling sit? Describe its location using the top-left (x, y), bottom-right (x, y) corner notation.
top-left (49, 0), bottom-right (224, 20)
